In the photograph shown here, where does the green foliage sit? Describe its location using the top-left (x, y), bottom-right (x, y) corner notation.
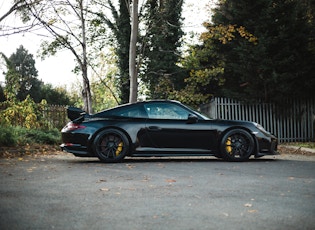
top-left (39, 84), bottom-right (73, 105)
top-left (4, 45), bottom-right (41, 102)
top-left (97, 0), bottom-right (131, 104)
top-left (1, 46), bottom-right (72, 105)
top-left (0, 95), bottom-right (48, 129)
top-left (211, 0), bottom-right (315, 102)
top-left (0, 126), bottom-right (17, 147)
top-left (0, 85), bottom-right (5, 102)
top-left (140, 0), bottom-right (185, 99)
top-left (0, 96), bottom-right (62, 147)
top-left (16, 127), bottom-right (61, 145)
top-left (0, 126), bottom-right (61, 147)
top-left (180, 0), bottom-right (315, 104)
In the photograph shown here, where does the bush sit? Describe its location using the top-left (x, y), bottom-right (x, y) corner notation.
top-left (17, 127), bottom-right (61, 145)
top-left (0, 126), bottom-right (61, 147)
top-left (0, 126), bottom-right (17, 146)
top-left (0, 96), bottom-right (49, 129)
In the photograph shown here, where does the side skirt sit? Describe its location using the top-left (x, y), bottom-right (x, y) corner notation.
top-left (130, 147), bottom-right (216, 157)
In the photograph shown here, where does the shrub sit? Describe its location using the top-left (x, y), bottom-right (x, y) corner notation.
top-left (0, 126), bottom-right (61, 147)
top-left (0, 126), bottom-right (17, 146)
top-left (0, 96), bottom-right (49, 129)
top-left (16, 127), bottom-right (61, 145)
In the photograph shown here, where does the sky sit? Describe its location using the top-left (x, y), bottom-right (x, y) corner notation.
top-left (0, 0), bottom-right (213, 88)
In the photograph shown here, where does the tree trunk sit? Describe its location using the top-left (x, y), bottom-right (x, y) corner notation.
top-left (129, 0), bottom-right (138, 103)
top-left (80, 0), bottom-right (93, 113)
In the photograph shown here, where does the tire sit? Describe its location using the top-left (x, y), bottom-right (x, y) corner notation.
top-left (220, 129), bottom-right (255, 162)
top-left (93, 129), bottom-right (129, 163)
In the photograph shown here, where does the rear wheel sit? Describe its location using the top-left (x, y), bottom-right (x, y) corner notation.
top-left (93, 129), bottom-right (129, 163)
top-left (220, 129), bottom-right (254, 162)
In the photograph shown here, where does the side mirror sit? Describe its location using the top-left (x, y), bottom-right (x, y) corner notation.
top-left (187, 114), bottom-right (198, 124)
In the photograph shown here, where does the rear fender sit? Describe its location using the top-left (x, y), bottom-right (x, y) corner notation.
top-left (88, 126), bottom-right (133, 154)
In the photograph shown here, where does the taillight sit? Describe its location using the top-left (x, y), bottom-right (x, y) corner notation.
top-left (62, 122), bottom-right (86, 132)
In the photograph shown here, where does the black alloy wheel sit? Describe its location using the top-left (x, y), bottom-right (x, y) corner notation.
top-left (93, 129), bottom-right (129, 163)
top-left (220, 129), bottom-right (255, 162)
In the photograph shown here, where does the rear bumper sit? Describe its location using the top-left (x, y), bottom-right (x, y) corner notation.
top-left (60, 143), bottom-right (95, 157)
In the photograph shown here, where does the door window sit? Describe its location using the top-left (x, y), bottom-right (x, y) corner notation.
top-left (144, 102), bottom-right (190, 120)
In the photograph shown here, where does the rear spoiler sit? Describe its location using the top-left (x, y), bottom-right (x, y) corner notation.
top-left (67, 107), bottom-right (87, 123)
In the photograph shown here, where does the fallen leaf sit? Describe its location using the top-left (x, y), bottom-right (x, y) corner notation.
top-left (126, 164), bottom-right (135, 169)
top-left (157, 163), bottom-right (165, 168)
top-left (166, 179), bottom-right (176, 183)
top-left (142, 176), bottom-right (150, 182)
top-left (248, 209), bottom-right (258, 213)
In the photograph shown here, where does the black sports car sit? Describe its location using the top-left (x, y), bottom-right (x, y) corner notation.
top-left (61, 100), bottom-right (278, 162)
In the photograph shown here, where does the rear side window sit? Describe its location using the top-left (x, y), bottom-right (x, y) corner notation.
top-left (115, 104), bottom-right (147, 118)
top-left (95, 104), bottom-right (148, 118)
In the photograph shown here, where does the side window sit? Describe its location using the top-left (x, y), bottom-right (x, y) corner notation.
top-left (117, 105), bottom-right (147, 118)
top-left (144, 103), bottom-right (190, 120)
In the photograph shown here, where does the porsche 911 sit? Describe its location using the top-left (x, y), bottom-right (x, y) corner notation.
top-left (61, 100), bottom-right (278, 162)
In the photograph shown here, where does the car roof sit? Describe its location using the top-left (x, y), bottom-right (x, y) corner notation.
top-left (91, 100), bottom-right (211, 120)
top-left (96, 100), bottom-right (181, 112)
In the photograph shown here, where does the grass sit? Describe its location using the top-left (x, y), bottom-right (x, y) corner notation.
top-left (283, 142), bottom-right (315, 149)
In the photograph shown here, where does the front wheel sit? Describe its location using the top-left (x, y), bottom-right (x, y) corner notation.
top-left (220, 129), bottom-right (255, 162)
top-left (93, 129), bottom-right (129, 163)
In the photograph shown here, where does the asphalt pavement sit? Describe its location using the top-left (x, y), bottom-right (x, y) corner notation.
top-left (0, 153), bottom-right (314, 230)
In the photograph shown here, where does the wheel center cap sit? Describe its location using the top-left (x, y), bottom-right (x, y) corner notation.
top-left (235, 141), bottom-right (242, 148)
top-left (108, 142), bottom-right (115, 148)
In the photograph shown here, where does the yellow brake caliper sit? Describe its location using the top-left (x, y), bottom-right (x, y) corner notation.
top-left (226, 137), bottom-right (232, 155)
top-left (115, 142), bottom-right (123, 156)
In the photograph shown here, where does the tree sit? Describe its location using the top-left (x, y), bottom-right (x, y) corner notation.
top-left (173, 39), bottom-right (225, 107)
top-left (140, 0), bottom-right (185, 99)
top-left (39, 84), bottom-right (72, 105)
top-left (178, 0), bottom-right (315, 105)
top-left (7, 0), bottom-right (96, 113)
top-left (0, 84), bottom-right (5, 102)
top-left (2, 45), bottom-right (42, 102)
top-left (94, 0), bottom-right (132, 104)
top-left (129, 0), bottom-right (139, 103)
top-left (210, 0), bottom-right (315, 102)
top-left (0, 0), bottom-right (38, 35)
top-left (1, 46), bottom-right (72, 104)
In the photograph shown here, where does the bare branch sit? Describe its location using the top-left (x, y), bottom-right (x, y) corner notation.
top-left (0, 0), bottom-right (27, 22)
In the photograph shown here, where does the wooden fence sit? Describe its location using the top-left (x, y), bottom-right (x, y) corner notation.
top-left (42, 105), bottom-right (68, 129)
top-left (200, 97), bottom-right (315, 143)
top-left (0, 104), bottom-right (68, 130)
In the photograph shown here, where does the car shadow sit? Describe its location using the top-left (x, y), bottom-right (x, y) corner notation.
top-left (66, 156), bottom-right (278, 165)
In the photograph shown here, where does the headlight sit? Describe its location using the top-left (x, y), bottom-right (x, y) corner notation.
top-left (253, 122), bottom-right (269, 134)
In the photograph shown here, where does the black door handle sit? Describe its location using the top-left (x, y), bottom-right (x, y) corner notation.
top-left (148, 126), bottom-right (161, 131)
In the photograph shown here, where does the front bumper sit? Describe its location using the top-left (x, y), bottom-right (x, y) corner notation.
top-left (255, 136), bottom-right (279, 158)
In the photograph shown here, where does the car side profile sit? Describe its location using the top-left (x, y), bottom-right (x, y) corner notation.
top-left (61, 100), bottom-right (278, 162)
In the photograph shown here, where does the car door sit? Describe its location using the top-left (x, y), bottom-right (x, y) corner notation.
top-left (144, 102), bottom-right (216, 152)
